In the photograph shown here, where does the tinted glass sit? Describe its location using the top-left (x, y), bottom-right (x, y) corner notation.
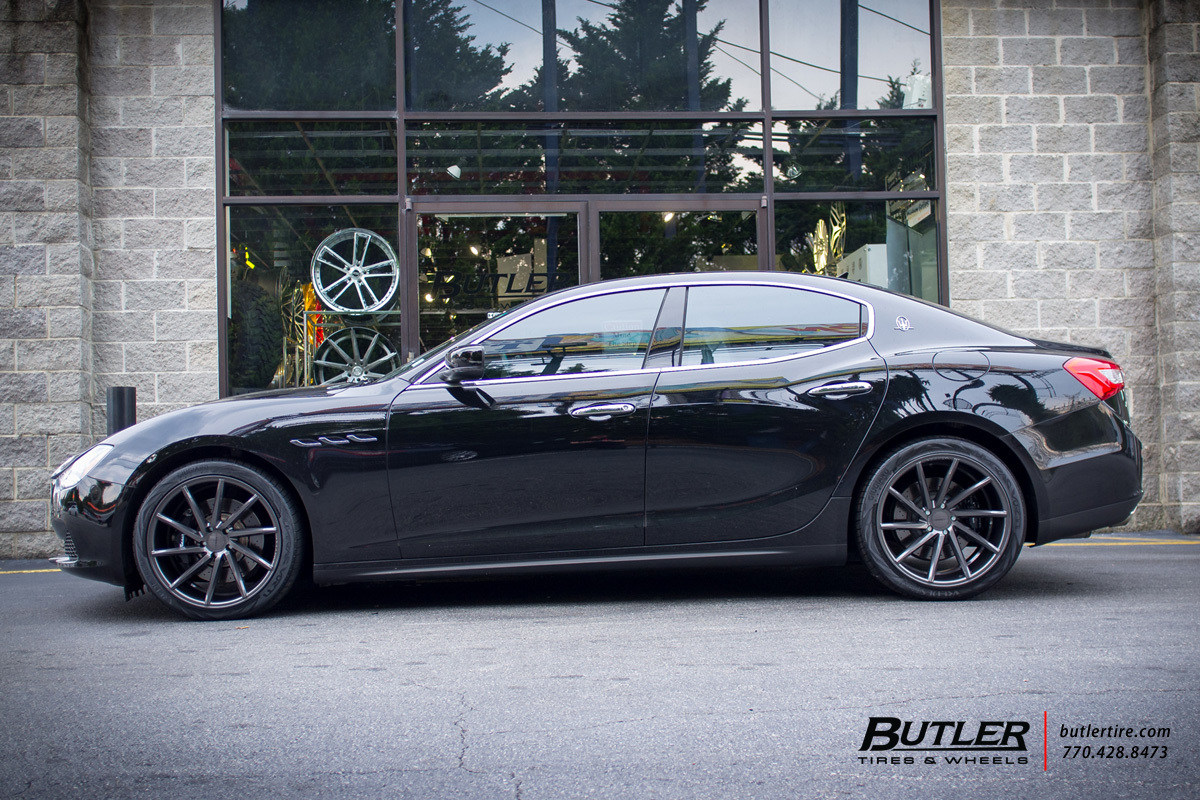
top-left (770, 118), bottom-right (935, 193)
top-left (226, 205), bottom-right (401, 394)
top-left (599, 210), bottom-right (758, 280)
top-left (775, 200), bottom-right (939, 303)
top-left (682, 285), bottom-right (863, 364)
top-left (768, 0), bottom-right (932, 111)
top-left (407, 121), bottom-right (763, 195)
top-left (226, 122), bottom-right (399, 197)
top-left (481, 289), bottom-right (666, 379)
top-left (403, 0), bottom-right (760, 112)
top-left (222, 0), bottom-right (396, 111)
top-left (418, 214), bottom-right (580, 350)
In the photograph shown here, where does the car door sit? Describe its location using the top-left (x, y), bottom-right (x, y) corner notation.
top-left (387, 288), bottom-right (668, 559)
top-left (645, 283), bottom-right (887, 546)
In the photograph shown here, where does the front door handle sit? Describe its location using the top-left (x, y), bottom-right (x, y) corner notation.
top-left (807, 381), bottom-right (873, 399)
top-left (569, 402), bottom-right (637, 421)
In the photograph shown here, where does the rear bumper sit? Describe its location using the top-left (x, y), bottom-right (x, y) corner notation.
top-left (1012, 405), bottom-right (1143, 545)
top-left (1036, 493), bottom-right (1142, 545)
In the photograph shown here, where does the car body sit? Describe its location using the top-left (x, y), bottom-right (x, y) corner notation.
top-left (51, 272), bottom-right (1143, 619)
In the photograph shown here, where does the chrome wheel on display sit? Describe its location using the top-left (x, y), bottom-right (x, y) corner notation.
top-left (134, 461), bottom-right (304, 620)
top-left (310, 228), bottom-right (400, 315)
top-left (313, 327), bottom-right (401, 385)
top-left (856, 438), bottom-right (1025, 600)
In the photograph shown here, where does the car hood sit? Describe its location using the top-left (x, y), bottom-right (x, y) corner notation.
top-left (86, 379), bottom-right (406, 485)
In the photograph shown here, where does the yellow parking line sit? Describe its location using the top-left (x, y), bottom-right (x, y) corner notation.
top-left (0, 568), bottom-right (61, 574)
top-left (1041, 542), bottom-right (1200, 546)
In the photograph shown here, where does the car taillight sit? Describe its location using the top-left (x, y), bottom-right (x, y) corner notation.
top-left (1064, 357), bottom-right (1125, 401)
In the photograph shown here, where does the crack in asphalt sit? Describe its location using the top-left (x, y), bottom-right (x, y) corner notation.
top-left (454, 693), bottom-right (486, 777)
top-left (6, 778), bottom-right (33, 799)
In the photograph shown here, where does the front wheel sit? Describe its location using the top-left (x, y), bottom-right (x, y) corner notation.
top-left (133, 461), bottom-right (305, 620)
top-left (855, 437), bottom-right (1025, 600)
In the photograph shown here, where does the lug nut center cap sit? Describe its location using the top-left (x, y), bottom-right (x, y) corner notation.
top-left (205, 532), bottom-right (230, 553)
top-left (929, 509), bottom-right (952, 530)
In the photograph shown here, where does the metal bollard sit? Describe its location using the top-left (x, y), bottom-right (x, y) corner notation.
top-left (106, 387), bottom-right (137, 435)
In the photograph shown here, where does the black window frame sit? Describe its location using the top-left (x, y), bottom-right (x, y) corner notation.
top-left (214, 0), bottom-right (945, 396)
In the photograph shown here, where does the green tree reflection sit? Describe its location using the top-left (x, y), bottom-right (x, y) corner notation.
top-left (404, 0), bottom-right (511, 110)
top-left (223, 0), bottom-right (397, 111)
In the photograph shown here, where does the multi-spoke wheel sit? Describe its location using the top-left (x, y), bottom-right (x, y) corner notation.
top-left (313, 327), bottom-right (401, 385)
top-left (133, 461), bottom-right (304, 620)
top-left (856, 438), bottom-right (1025, 600)
top-left (310, 228), bottom-right (400, 315)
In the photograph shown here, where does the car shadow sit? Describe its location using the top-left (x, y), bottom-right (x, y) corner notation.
top-left (277, 563), bottom-right (896, 617)
top-left (57, 547), bottom-right (1151, 623)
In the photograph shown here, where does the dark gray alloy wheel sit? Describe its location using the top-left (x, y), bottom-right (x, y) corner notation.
top-left (134, 460), bottom-right (305, 620)
top-left (313, 326), bottom-right (401, 385)
top-left (856, 437), bottom-right (1025, 600)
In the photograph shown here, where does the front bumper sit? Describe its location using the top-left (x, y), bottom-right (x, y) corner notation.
top-left (50, 475), bottom-right (137, 588)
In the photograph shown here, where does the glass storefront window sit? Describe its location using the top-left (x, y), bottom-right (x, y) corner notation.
top-left (599, 210), bottom-right (759, 280)
top-left (407, 121), bottom-right (764, 195)
top-left (417, 213), bottom-right (580, 350)
top-left (774, 200), bottom-right (939, 303)
top-left (221, 0), bottom-right (396, 112)
top-left (226, 122), bottom-right (399, 197)
top-left (768, 0), bottom-right (932, 111)
top-left (226, 204), bottom-right (401, 393)
top-left (403, 0), bottom-right (760, 112)
top-left (770, 117), bottom-right (935, 193)
top-left (217, 3), bottom-right (945, 394)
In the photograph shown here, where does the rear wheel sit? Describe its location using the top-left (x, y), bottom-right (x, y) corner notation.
top-left (134, 460), bottom-right (305, 620)
top-left (856, 437), bottom-right (1025, 600)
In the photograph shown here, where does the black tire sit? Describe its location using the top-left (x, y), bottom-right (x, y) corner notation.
top-left (133, 460), bottom-right (305, 620)
top-left (855, 437), bottom-right (1025, 600)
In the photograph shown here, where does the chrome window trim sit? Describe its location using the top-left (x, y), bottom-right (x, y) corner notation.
top-left (408, 279), bottom-right (876, 388)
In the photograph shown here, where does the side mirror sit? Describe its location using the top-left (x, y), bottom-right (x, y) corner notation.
top-left (439, 346), bottom-right (485, 384)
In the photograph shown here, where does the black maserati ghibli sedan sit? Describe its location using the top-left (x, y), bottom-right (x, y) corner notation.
top-left (51, 272), bottom-right (1142, 619)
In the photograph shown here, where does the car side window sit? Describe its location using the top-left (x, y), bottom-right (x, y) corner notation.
top-left (681, 285), bottom-right (865, 365)
top-left (479, 289), bottom-right (667, 379)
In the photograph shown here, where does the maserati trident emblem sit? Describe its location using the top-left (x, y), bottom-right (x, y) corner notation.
top-left (895, 316), bottom-right (913, 331)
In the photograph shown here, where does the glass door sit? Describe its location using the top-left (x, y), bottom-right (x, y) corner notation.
top-left (413, 211), bottom-right (582, 353)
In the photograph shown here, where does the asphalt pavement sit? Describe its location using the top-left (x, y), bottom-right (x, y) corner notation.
top-left (1, 532), bottom-right (1197, 800)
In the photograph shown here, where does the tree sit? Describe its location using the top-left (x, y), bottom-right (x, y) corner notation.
top-left (223, 0), bottom-right (397, 111)
top-left (404, 0), bottom-right (512, 110)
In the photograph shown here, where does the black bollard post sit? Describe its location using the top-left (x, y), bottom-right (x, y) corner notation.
top-left (106, 387), bottom-right (136, 435)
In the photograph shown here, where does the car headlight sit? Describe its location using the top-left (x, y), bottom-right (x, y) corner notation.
top-left (54, 444), bottom-right (114, 487)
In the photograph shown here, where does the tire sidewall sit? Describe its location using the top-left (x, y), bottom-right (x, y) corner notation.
top-left (856, 437), bottom-right (1025, 600)
top-left (133, 460), bottom-right (305, 620)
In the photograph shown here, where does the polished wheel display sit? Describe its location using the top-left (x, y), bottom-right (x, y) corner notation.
top-left (134, 461), bottom-right (303, 620)
top-left (310, 228), bottom-right (400, 315)
top-left (313, 327), bottom-right (401, 385)
top-left (856, 438), bottom-right (1024, 600)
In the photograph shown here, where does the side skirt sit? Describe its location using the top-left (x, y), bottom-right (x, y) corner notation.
top-left (314, 543), bottom-right (846, 585)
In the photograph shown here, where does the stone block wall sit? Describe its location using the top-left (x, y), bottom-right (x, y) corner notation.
top-left (0, 0), bottom-right (93, 557)
top-left (89, 0), bottom-right (217, 427)
top-left (1147, 0), bottom-right (1200, 532)
top-left (942, 0), bottom-right (1167, 529)
top-left (0, 0), bottom-right (216, 558)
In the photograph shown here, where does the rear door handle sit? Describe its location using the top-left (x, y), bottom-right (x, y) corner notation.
top-left (569, 402), bottom-right (637, 420)
top-left (807, 381), bottom-right (873, 399)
